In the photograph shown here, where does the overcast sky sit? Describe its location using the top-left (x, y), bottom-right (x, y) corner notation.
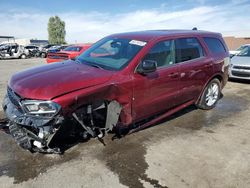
top-left (0, 0), bottom-right (249, 43)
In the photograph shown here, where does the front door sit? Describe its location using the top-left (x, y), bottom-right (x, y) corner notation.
top-left (132, 39), bottom-right (180, 122)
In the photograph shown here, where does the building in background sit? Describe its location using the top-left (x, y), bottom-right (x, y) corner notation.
top-left (0, 36), bottom-right (14, 43)
top-left (224, 36), bottom-right (250, 50)
top-left (0, 37), bottom-right (48, 46)
top-left (29, 39), bottom-right (49, 46)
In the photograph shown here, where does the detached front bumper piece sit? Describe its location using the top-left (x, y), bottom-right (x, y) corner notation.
top-left (2, 89), bottom-right (63, 154)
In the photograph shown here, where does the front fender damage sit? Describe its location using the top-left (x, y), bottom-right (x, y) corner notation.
top-left (3, 97), bottom-right (124, 154)
top-left (105, 100), bottom-right (123, 131)
top-left (63, 82), bottom-right (132, 141)
top-left (3, 81), bottom-right (131, 154)
top-left (72, 100), bottom-right (122, 139)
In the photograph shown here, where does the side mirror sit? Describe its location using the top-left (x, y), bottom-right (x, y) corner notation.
top-left (137, 60), bottom-right (157, 74)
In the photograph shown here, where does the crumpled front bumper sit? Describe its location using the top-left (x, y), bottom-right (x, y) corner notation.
top-left (2, 93), bottom-right (63, 153)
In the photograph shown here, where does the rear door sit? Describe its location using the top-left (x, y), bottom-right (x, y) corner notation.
top-left (132, 39), bottom-right (180, 121)
top-left (174, 37), bottom-right (212, 104)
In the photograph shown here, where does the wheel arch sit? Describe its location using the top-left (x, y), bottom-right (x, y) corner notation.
top-left (53, 82), bottom-right (133, 126)
top-left (195, 73), bottom-right (223, 105)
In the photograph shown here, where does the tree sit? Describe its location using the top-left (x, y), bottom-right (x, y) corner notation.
top-left (48, 16), bottom-right (66, 44)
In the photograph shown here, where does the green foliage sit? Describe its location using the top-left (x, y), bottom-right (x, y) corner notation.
top-left (48, 16), bottom-right (66, 44)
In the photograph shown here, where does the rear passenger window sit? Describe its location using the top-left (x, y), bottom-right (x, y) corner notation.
top-left (143, 40), bottom-right (175, 68)
top-left (175, 38), bottom-right (204, 63)
top-left (204, 37), bottom-right (226, 54)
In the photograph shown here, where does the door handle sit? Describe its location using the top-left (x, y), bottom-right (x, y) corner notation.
top-left (168, 72), bottom-right (179, 78)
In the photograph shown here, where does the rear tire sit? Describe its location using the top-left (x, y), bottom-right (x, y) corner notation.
top-left (196, 78), bottom-right (221, 110)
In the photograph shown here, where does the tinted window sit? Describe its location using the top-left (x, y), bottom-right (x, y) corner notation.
top-left (143, 40), bottom-right (175, 67)
top-left (204, 37), bottom-right (226, 54)
top-left (175, 38), bottom-right (204, 63)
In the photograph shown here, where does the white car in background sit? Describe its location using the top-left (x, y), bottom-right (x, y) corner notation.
top-left (0, 43), bottom-right (29, 59)
top-left (229, 46), bottom-right (250, 80)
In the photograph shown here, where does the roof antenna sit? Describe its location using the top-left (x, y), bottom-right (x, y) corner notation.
top-left (192, 27), bottom-right (198, 30)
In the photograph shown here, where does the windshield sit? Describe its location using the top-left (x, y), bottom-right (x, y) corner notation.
top-left (237, 47), bottom-right (250, 57)
top-left (64, 46), bottom-right (82, 52)
top-left (77, 37), bottom-right (146, 71)
top-left (236, 45), bottom-right (248, 51)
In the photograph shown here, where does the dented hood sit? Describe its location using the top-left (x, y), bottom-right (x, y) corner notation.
top-left (9, 61), bottom-right (114, 100)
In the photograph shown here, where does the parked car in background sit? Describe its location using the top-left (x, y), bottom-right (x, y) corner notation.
top-left (38, 44), bottom-right (56, 58)
top-left (0, 43), bottom-right (29, 59)
top-left (25, 45), bottom-right (39, 52)
top-left (229, 46), bottom-right (250, 80)
top-left (46, 44), bottom-right (91, 63)
top-left (25, 45), bottom-right (40, 57)
top-left (229, 44), bottom-right (249, 57)
top-left (2, 30), bottom-right (229, 153)
top-left (47, 45), bottom-right (69, 53)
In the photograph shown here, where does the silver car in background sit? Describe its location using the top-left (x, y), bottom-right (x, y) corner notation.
top-left (229, 46), bottom-right (250, 80)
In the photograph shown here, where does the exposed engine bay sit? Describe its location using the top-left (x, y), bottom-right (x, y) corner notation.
top-left (2, 87), bottom-right (122, 154)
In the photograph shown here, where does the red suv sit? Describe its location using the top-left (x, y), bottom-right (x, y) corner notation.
top-left (2, 30), bottom-right (229, 153)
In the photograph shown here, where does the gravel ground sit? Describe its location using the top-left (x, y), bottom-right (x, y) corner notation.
top-left (0, 58), bottom-right (250, 188)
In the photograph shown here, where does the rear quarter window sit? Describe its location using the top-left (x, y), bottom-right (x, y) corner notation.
top-left (204, 37), bottom-right (226, 54)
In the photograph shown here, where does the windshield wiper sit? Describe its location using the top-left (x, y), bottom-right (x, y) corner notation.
top-left (75, 59), bottom-right (104, 69)
top-left (83, 62), bottom-right (104, 69)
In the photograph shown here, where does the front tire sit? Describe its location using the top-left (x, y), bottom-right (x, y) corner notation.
top-left (197, 78), bottom-right (221, 110)
top-left (20, 54), bottom-right (26, 59)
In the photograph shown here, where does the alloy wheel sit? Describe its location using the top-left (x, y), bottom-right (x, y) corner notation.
top-left (205, 83), bottom-right (219, 106)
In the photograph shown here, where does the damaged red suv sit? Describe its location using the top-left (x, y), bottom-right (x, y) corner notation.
top-left (2, 30), bottom-right (229, 153)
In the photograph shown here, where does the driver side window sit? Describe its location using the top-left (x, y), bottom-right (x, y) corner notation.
top-left (143, 40), bottom-right (175, 68)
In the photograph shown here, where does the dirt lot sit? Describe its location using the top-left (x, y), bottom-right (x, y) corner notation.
top-left (0, 59), bottom-right (250, 188)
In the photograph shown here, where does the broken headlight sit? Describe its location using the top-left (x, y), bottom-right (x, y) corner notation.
top-left (22, 100), bottom-right (61, 116)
